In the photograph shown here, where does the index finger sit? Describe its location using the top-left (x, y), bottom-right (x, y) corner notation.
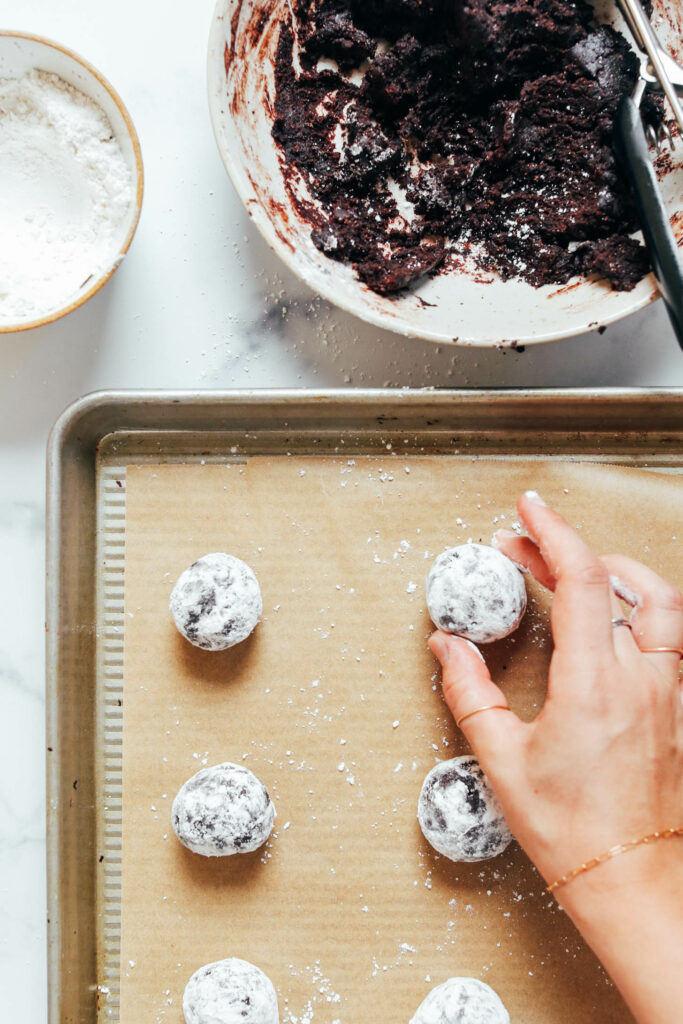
top-left (518, 491), bottom-right (615, 664)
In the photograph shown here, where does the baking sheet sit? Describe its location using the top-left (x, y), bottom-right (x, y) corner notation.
top-left (118, 456), bottom-right (682, 1024)
top-left (45, 389), bottom-right (683, 1024)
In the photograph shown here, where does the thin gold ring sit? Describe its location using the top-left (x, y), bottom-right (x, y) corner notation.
top-left (456, 704), bottom-right (512, 728)
top-left (640, 646), bottom-right (683, 659)
top-left (611, 617), bottom-right (633, 631)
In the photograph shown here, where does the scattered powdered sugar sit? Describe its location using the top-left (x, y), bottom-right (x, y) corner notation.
top-left (0, 69), bottom-right (134, 323)
top-left (282, 961), bottom-right (342, 1024)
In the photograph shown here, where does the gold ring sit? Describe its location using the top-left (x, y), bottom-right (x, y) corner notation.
top-left (640, 647), bottom-right (683, 659)
top-left (456, 704), bottom-right (512, 728)
top-left (611, 617), bottom-right (633, 631)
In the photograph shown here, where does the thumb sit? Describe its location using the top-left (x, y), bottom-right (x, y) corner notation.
top-left (428, 631), bottom-right (524, 768)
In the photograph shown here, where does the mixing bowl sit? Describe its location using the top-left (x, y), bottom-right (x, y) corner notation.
top-left (0, 32), bottom-right (143, 333)
top-left (208, 0), bottom-right (682, 346)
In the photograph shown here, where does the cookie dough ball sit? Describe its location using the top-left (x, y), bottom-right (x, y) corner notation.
top-left (170, 552), bottom-right (262, 651)
top-left (426, 543), bottom-right (526, 644)
top-left (172, 762), bottom-right (275, 857)
top-left (410, 977), bottom-right (509, 1024)
top-left (418, 756), bottom-right (512, 862)
top-left (183, 958), bottom-right (279, 1024)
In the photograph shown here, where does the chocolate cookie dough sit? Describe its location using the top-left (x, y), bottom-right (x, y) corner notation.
top-left (273, 1), bottom-right (662, 294)
top-left (418, 756), bottom-right (512, 862)
top-left (170, 552), bottom-right (262, 651)
top-left (426, 543), bottom-right (527, 644)
top-left (183, 958), bottom-right (279, 1024)
top-left (172, 762), bottom-right (276, 857)
top-left (410, 977), bottom-right (510, 1024)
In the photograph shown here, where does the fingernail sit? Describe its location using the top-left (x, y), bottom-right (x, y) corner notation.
top-left (462, 637), bottom-right (486, 662)
top-left (491, 528), bottom-right (518, 547)
top-left (491, 530), bottom-right (530, 572)
top-left (609, 574), bottom-right (642, 608)
top-left (429, 633), bottom-right (450, 665)
top-left (524, 490), bottom-right (546, 506)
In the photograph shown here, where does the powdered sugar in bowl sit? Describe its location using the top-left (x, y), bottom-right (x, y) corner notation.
top-left (0, 32), bottom-right (143, 332)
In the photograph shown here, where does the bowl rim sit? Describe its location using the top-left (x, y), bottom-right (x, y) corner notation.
top-left (0, 30), bottom-right (145, 335)
top-left (206, 0), bottom-right (666, 348)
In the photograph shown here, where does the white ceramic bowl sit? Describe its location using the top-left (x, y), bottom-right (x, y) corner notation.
top-left (208, 0), bottom-right (683, 346)
top-left (0, 32), bottom-right (144, 333)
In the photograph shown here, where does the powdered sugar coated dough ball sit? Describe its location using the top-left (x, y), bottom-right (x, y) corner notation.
top-left (410, 978), bottom-right (509, 1024)
top-left (172, 762), bottom-right (275, 857)
top-left (183, 958), bottom-right (279, 1024)
top-left (170, 552), bottom-right (262, 650)
top-left (426, 543), bottom-right (526, 644)
top-left (418, 756), bottom-right (512, 862)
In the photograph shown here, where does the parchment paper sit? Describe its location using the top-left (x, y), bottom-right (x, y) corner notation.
top-left (119, 457), bottom-right (682, 1024)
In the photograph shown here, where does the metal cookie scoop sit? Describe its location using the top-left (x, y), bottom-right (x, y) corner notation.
top-left (642, 46), bottom-right (683, 98)
top-left (616, 0), bottom-right (683, 129)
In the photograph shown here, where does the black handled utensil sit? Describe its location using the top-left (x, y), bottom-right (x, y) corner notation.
top-left (614, 96), bottom-right (683, 349)
top-left (609, 0), bottom-right (683, 351)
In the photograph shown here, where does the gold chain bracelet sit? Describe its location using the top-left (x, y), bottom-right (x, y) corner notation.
top-left (547, 827), bottom-right (683, 893)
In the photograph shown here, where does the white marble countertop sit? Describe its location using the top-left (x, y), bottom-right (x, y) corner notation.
top-left (0, 1), bottom-right (682, 1019)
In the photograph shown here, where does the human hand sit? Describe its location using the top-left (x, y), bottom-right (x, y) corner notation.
top-left (428, 490), bottom-right (683, 894)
